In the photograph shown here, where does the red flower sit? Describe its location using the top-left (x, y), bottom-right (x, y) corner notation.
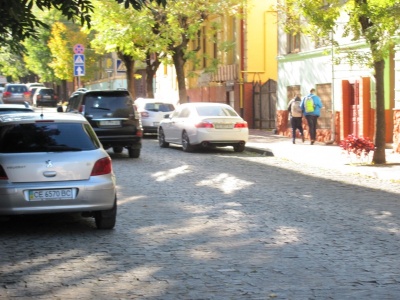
top-left (340, 135), bottom-right (375, 157)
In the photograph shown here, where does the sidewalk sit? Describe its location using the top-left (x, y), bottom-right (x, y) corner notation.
top-left (246, 129), bottom-right (400, 182)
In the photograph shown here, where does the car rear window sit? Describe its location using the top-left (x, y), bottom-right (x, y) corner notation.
top-left (144, 103), bottom-right (175, 112)
top-left (0, 123), bottom-right (100, 153)
top-left (39, 89), bottom-right (54, 95)
top-left (7, 85), bottom-right (28, 93)
top-left (195, 106), bottom-right (239, 117)
top-left (84, 94), bottom-right (134, 117)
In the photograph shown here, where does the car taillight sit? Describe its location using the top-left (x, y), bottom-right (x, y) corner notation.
top-left (91, 157), bottom-right (112, 176)
top-left (2, 91), bottom-right (11, 98)
top-left (136, 128), bottom-right (143, 137)
top-left (54, 95), bottom-right (58, 100)
top-left (234, 122), bottom-right (248, 128)
top-left (0, 165), bottom-right (8, 180)
top-left (79, 105), bottom-right (85, 113)
top-left (23, 92), bottom-right (30, 98)
top-left (195, 122), bottom-right (214, 128)
top-left (37, 95), bottom-right (42, 100)
top-left (141, 111), bottom-right (149, 118)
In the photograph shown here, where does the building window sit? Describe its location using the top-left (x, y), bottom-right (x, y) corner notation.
top-left (287, 32), bottom-right (300, 54)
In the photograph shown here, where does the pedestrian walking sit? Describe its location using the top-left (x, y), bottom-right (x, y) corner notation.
top-left (287, 94), bottom-right (305, 144)
top-left (301, 88), bottom-right (323, 145)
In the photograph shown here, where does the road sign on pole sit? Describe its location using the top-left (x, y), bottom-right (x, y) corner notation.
top-left (74, 54), bottom-right (85, 65)
top-left (73, 44), bottom-right (85, 54)
top-left (73, 54), bottom-right (85, 77)
top-left (74, 66), bottom-right (85, 76)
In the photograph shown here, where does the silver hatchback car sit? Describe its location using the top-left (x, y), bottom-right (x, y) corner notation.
top-left (0, 112), bottom-right (117, 229)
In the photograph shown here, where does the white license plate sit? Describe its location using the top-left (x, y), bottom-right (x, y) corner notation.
top-left (29, 189), bottom-right (74, 201)
top-left (215, 124), bottom-right (233, 129)
top-left (43, 95), bottom-right (51, 99)
top-left (100, 120), bottom-right (120, 126)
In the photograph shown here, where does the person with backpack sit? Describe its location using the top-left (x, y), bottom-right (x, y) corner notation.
top-left (287, 94), bottom-right (305, 144)
top-left (300, 88), bottom-right (323, 145)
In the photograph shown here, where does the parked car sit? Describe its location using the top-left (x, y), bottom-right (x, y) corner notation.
top-left (158, 102), bottom-right (249, 152)
top-left (1, 84), bottom-right (31, 105)
top-left (0, 103), bottom-right (34, 114)
top-left (59, 89), bottom-right (142, 158)
top-left (32, 87), bottom-right (58, 107)
top-left (0, 87), bottom-right (4, 103)
top-left (134, 98), bottom-right (175, 134)
top-left (0, 112), bottom-right (117, 229)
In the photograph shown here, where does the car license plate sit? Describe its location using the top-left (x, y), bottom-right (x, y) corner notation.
top-left (43, 95), bottom-right (51, 99)
top-left (29, 189), bottom-right (74, 201)
top-left (215, 124), bottom-right (233, 129)
top-left (100, 120), bottom-right (120, 126)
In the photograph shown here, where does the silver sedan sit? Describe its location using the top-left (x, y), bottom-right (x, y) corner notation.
top-left (158, 102), bottom-right (249, 152)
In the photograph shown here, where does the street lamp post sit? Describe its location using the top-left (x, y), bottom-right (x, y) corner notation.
top-left (107, 70), bottom-right (112, 90)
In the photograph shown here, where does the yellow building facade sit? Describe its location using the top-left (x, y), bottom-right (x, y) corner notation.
top-left (186, 0), bottom-right (278, 129)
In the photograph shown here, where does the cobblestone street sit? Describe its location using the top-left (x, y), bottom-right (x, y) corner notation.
top-left (1, 138), bottom-right (400, 299)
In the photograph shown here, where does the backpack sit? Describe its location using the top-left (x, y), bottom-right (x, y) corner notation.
top-left (291, 100), bottom-right (302, 117)
top-left (304, 96), bottom-right (315, 113)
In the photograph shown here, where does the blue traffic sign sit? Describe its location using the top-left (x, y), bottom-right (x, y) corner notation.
top-left (74, 66), bottom-right (85, 76)
top-left (74, 54), bottom-right (85, 65)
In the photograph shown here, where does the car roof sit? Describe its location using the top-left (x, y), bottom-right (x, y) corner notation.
top-left (0, 104), bottom-right (32, 109)
top-left (0, 112), bottom-right (88, 124)
top-left (181, 102), bottom-right (231, 107)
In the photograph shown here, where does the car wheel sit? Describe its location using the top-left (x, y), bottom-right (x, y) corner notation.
top-left (113, 146), bottom-right (124, 154)
top-left (182, 131), bottom-right (193, 152)
top-left (128, 147), bottom-right (140, 158)
top-left (94, 197), bottom-right (117, 230)
top-left (158, 128), bottom-right (169, 148)
top-left (233, 143), bottom-right (245, 152)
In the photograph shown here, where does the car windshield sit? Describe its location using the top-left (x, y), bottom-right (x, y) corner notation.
top-left (195, 106), bottom-right (239, 117)
top-left (0, 123), bottom-right (99, 153)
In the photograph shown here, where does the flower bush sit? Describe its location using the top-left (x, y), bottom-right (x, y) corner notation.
top-left (339, 135), bottom-right (375, 158)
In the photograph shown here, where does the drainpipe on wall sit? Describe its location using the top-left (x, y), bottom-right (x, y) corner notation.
top-left (326, 31), bottom-right (336, 145)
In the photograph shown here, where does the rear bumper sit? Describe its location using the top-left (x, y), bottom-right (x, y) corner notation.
top-left (98, 135), bottom-right (142, 148)
top-left (0, 176), bottom-right (116, 215)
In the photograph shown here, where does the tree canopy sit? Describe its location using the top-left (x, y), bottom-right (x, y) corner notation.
top-left (0, 0), bottom-right (166, 52)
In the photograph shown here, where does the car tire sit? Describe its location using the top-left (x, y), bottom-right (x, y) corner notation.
top-left (128, 147), bottom-right (140, 158)
top-left (113, 146), bottom-right (124, 154)
top-left (182, 131), bottom-right (193, 152)
top-left (94, 197), bottom-right (117, 230)
top-left (233, 143), bottom-right (246, 153)
top-left (158, 128), bottom-right (169, 148)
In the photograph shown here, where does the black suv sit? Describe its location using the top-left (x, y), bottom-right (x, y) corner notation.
top-left (59, 90), bottom-right (142, 158)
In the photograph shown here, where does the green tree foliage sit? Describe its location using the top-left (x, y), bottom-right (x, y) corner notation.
top-left (278, 0), bottom-right (400, 164)
top-left (0, 49), bottom-right (29, 82)
top-left (48, 21), bottom-right (100, 83)
top-left (88, 0), bottom-right (159, 98)
top-left (0, 0), bottom-right (166, 53)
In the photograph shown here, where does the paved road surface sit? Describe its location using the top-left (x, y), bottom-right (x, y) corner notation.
top-left (1, 138), bottom-right (400, 299)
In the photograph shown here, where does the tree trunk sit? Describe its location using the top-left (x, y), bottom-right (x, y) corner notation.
top-left (118, 52), bottom-right (136, 99)
top-left (172, 46), bottom-right (188, 103)
top-left (145, 53), bottom-right (161, 98)
top-left (372, 59), bottom-right (386, 164)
